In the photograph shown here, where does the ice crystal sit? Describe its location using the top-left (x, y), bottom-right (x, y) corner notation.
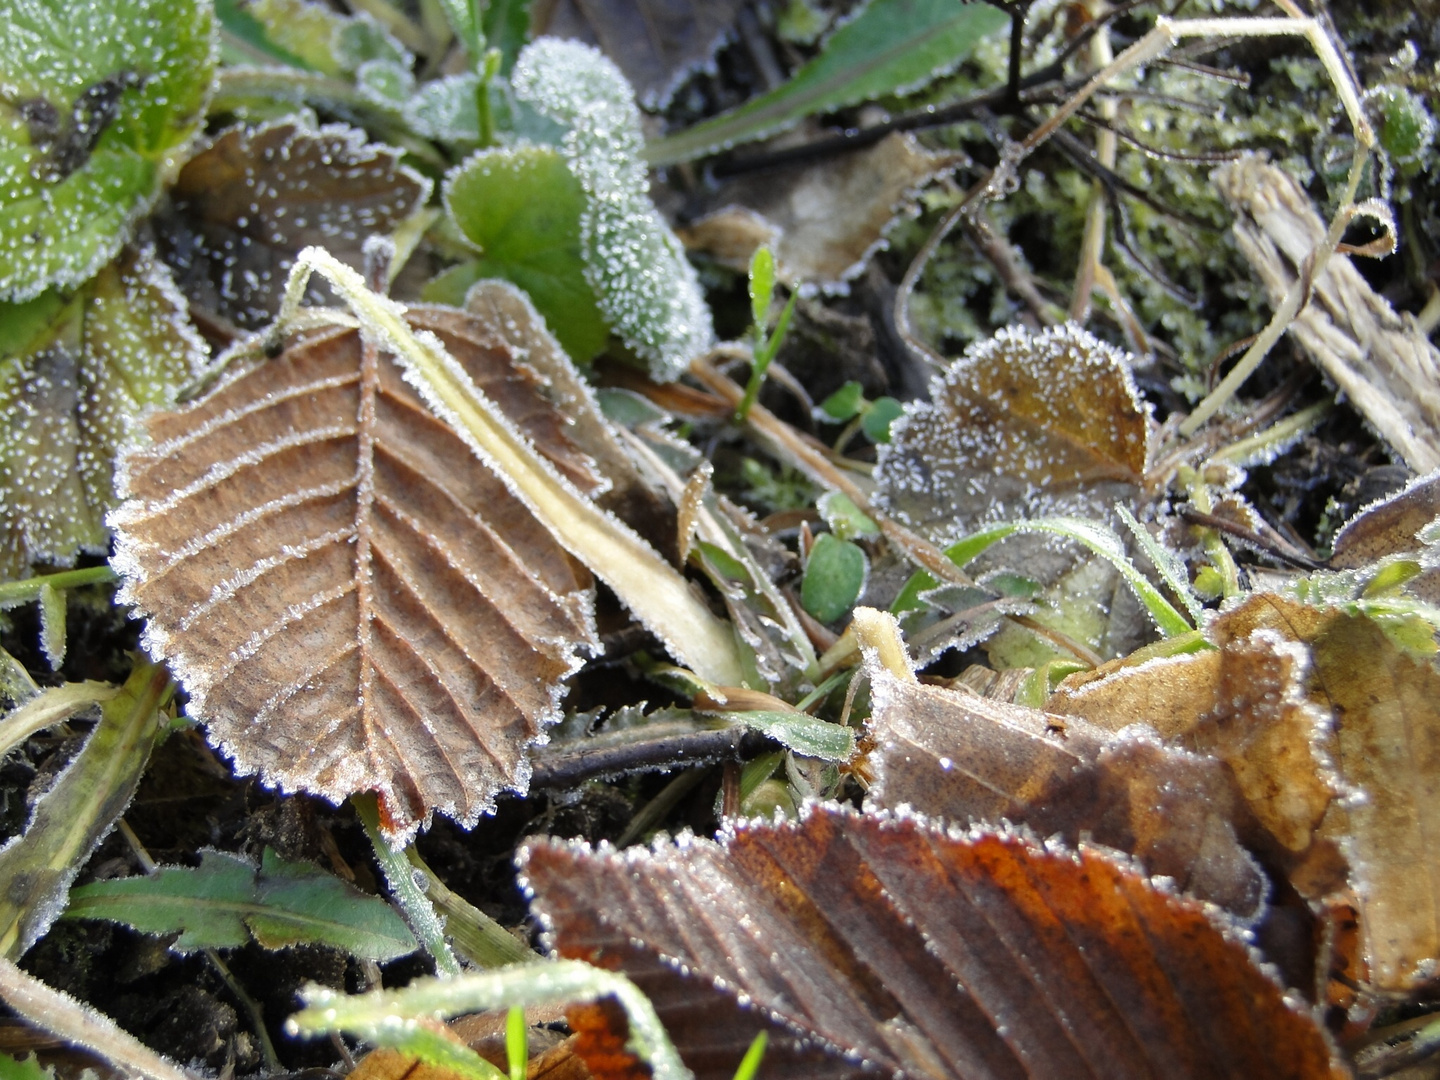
top-left (511, 38), bottom-right (712, 381)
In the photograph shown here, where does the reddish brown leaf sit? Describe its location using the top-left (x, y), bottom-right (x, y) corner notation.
top-left (111, 307), bottom-right (600, 841)
top-left (155, 119), bottom-right (429, 330)
top-left (1329, 470), bottom-right (1440, 602)
top-left (866, 667), bottom-right (1266, 917)
top-left (521, 804), bottom-right (1347, 1080)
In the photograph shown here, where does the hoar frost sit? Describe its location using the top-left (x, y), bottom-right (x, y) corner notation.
top-left (512, 39), bottom-right (713, 382)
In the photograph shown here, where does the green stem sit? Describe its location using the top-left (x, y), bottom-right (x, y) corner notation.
top-left (0, 565), bottom-right (117, 607)
top-left (354, 794), bottom-right (462, 977)
top-left (404, 848), bottom-right (534, 968)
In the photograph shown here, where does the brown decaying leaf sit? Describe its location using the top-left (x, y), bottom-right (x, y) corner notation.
top-left (531, 0), bottom-right (747, 110)
top-left (1214, 594), bottom-right (1440, 992)
top-left (155, 119), bottom-right (430, 330)
top-left (676, 132), bottom-right (960, 287)
top-left (1046, 627), bottom-right (1338, 857)
top-left (351, 1038), bottom-right (591, 1080)
top-left (111, 306), bottom-right (600, 841)
top-left (866, 667), bottom-right (1267, 917)
top-left (521, 804), bottom-right (1347, 1080)
top-left (875, 322), bottom-right (1151, 548)
top-left (1330, 468), bottom-right (1440, 603)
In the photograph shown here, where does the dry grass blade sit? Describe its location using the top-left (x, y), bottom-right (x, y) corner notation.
top-left (521, 804), bottom-right (1347, 1080)
top-left (112, 309), bottom-right (599, 842)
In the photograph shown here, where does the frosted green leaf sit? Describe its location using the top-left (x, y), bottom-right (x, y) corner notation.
top-left (0, 245), bottom-right (207, 579)
top-left (430, 144), bottom-right (609, 361)
top-left (0, 1054), bottom-right (52, 1080)
top-left (645, 0), bottom-right (1009, 166)
top-left (511, 38), bottom-right (713, 382)
top-left (355, 58), bottom-right (415, 107)
top-left (66, 847), bottom-right (418, 960)
top-left (405, 73), bottom-right (482, 142)
top-left (0, 0), bottom-right (216, 301)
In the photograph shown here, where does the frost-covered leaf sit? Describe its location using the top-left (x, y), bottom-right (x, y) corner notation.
top-left (232, 0), bottom-right (411, 78)
top-left (110, 307), bottom-right (602, 842)
top-left (520, 804), bottom-right (1346, 1080)
top-left (511, 38), bottom-right (713, 381)
top-left (66, 847), bottom-right (417, 959)
top-left (155, 119), bottom-right (430, 330)
top-left (430, 145), bottom-right (609, 362)
top-left (645, 0), bottom-right (1008, 165)
top-left (0, 245), bottom-right (207, 579)
top-left (678, 132), bottom-right (959, 288)
top-left (0, 1054), bottom-right (51, 1080)
top-left (1212, 594), bottom-right (1440, 991)
top-left (0, 0), bottom-right (215, 300)
top-left (876, 323), bottom-right (1151, 547)
top-left (864, 657), bottom-right (1266, 917)
top-left (1330, 467), bottom-right (1440, 603)
top-left (534, 0), bottom-right (746, 110)
top-left (1047, 622), bottom-right (1339, 858)
top-left (800, 533), bottom-right (867, 624)
top-left (0, 661), bottom-right (170, 959)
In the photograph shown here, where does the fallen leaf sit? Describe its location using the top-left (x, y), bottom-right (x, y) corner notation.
top-left (532, 0), bottom-right (747, 110)
top-left (155, 118), bottom-right (430, 330)
top-left (110, 307), bottom-right (601, 842)
top-left (1213, 593), bottom-right (1440, 991)
top-left (677, 132), bottom-right (960, 288)
top-left (1329, 468), bottom-right (1440, 603)
top-left (865, 664), bottom-right (1267, 917)
top-left (1047, 627), bottom-right (1338, 857)
top-left (875, 322), bottom-right (1151, 547)
top-left (521, 804), bottom-right (1346, 1080)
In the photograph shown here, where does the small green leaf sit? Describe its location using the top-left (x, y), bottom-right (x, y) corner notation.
top-left (65, 846), bottom-right (418, 960)
top-left (0, 0), bottom-right (216, 300)
top-left (645, 0), bottom-right (1009, 165)
top-left (481, 0), bottom-right (530, 73)
top-left (436, 0), bottom-right (483, 57)
top-left (749, 246), bottom-right (776, 329)
top-left (435, 145), bottom-right (609, 361)
top-left (505, 1006), bottom-right (526, 1080)
top-left (818, 380), bottom-right (865, 422)
top-left (801, 533), bottom-right (868, 624)
top-left (731, 1032), bottom-right (768, 1080)
top-left (0, 1053), bottom-right (52, 1080)
top-left (860, 396), bottom-right (905, 443)
top-left (725, 708), bottom-right (854, 760)
top-left (36, 584), bottom-right (65, 670)
top-left (817, 491), bottom-right (879, 541)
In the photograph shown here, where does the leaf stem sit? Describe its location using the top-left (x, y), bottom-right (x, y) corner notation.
top-left (0, 565), bottom-right (118, 607)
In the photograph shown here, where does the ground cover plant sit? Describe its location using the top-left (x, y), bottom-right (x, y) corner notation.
top-left (2, 0), bottom-right (1440, 1077)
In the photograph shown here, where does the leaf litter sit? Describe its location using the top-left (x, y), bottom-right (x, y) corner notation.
top-left (3, 1), bottom-right (1440, 1077)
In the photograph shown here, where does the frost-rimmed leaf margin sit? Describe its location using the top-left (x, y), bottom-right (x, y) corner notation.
top-left (0, 0), bottom-right (217, 301)
top-left (510, 38), bottom-right (713, 382)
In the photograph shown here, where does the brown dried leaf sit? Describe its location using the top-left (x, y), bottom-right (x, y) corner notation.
top-left (155, 119), bottom-right (430, 331)
top-left (1331, 469), bottom-right (1440, 603)
top-left (1213, 594), bottom-right (1440, 990)
top-left (111, 306), bottom-right (600, 841)
top-left (1046, 629), bottom-right (1338, 856)
top-left (676, 132), bottom-right (959, 287)
top-left (521, 804), bottom-right (1346, 1080)
top-left (866, 667), bottom-right (1266, 917)
top-left (531, 0), bottom-right (746, 110)
top-left (875, 322), bottom-right (1151, 548)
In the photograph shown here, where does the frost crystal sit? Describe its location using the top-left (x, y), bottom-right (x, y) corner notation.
top-left (512, 38), bottom-right (713, 381)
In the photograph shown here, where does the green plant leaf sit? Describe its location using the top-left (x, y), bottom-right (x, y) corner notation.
top-left (0, 661), bottom-right (171, 959)
top-left (748, 246), bottom-right (776, 329)
top-left (817, 490), bottom-right (879, 540)
top-left (722, 708), bottom-right (854, 760)
top-left (511, 38), bottom-right (713, 381)
top-left (860, 395), bottom-right (904, 443)
top-left (0, 245), bottom-right (207, 579)
top-left (0, 0), bottom-right (215, 301)
top-left (818, 380), bottom-right (864, 421)
top-left (645, 0), bottom-right (1009, 166)
top-left (801, 532), bottom-right (868, 624)
top-left (436, 0), bottom-right (483, 57)
top-left (0, 1054), bottom-right (51, 1080)
top-left (65, 846), bottom-right (418, 960)
top-left (482, 0), bottom-right (530, 73)
top-left (433, 144), bottom-right (609, 361)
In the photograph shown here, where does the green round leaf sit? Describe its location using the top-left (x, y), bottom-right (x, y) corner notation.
top-left (801, 533), bottom-right (868, 624)
top-left (861, 396), bottom-right (906, 443)
top-left (437, 144), bottom-right (609, 361)
top-left (818, 380), bottom-right (864, 422)
top-left (0, 0), bottom-right (216, 301)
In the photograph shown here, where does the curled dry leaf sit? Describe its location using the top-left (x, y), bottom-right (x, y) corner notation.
top-left (155, 119), bottom-right (431, 330)
top-left (676, 131), bottom-right (960, 288)
top-left (864, 664), bottom-right (1266, 917)
top-left (1046, 627), bottom-right (1339, 858)
top-left (111, 305), bottom-right (601, 842)
top-left (1212, 594), bottom-right (1440, 992)
top-left (520, 803), bottom-right (1346, 1080)
top-left (1330, 468), bottom-right (1440, 603)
